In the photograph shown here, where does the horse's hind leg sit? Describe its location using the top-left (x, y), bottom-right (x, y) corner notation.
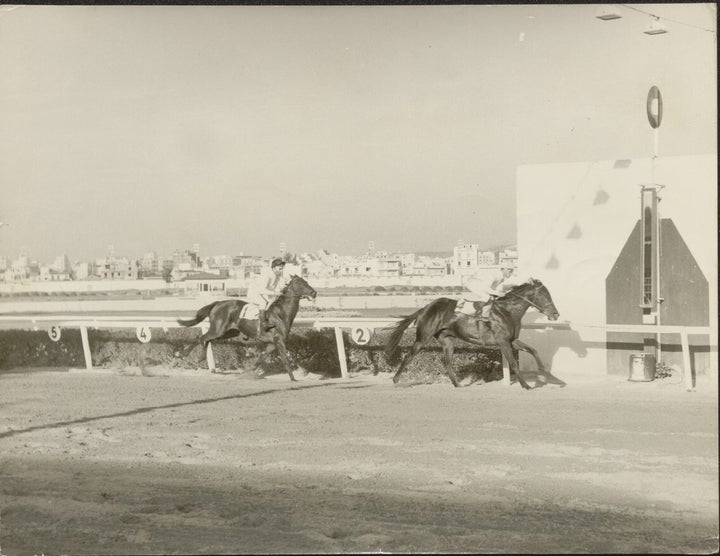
top-left (392, 341), bottom-right (425, 384)
top-left (437, 332), bottom-right (461, 387)
top-left (392, 321), bottom-right (438, 385)
top-left (512, 339), bottom-right (566, 387)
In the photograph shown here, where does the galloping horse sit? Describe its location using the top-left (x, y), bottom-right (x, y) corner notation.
top-left (385, 279), bottom-right (566, 389)
top-left (177, 275), bottom-right (317, 381)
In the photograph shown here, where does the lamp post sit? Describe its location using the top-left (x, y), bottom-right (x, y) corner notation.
top-left (642, 86), bottom-right (664, 363)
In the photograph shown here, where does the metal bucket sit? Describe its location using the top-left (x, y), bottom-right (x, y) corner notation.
top-left (629, 353), bottom-right (656, 382)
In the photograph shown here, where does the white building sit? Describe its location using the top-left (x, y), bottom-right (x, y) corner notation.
top-left (453, 244), bottom-right (497, 276)
top-left (498, 249), bottom-right (518, 267)
top-left (51, 254), bottom-right (72, 274)
top-left (515, 153), bottom-right (717, 384)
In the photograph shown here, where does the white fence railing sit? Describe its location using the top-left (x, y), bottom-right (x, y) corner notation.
top-left (0, 315), bottom-right (713, 391)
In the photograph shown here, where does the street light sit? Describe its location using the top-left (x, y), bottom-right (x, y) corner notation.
top-left (595, 5), bottom-right (670, 36)
top-left (643, 18), bottom-right (668, 35)
top-left (595, 5), bottom-right (622, 21)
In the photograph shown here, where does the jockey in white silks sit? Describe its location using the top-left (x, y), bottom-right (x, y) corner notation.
top-left (457, 261), bottom-right (529, 321)
top-left (246, 258), bottom-right (288, 334)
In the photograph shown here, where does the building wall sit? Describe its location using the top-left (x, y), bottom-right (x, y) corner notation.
top-left (516, 154), bottom-right (717, 380)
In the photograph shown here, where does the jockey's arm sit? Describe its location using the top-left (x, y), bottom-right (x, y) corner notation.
top-left (259, 272), bottom-right (288, 299)
top-left (495, 273), bottom-right (532, 296)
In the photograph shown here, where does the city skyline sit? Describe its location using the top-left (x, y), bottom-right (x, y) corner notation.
top-left (1, 238), bottom-right (517, 267)
top-left (1, 4), bottom-right (716, 261)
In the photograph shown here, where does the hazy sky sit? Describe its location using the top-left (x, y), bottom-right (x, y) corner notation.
top-left (0, 3), bottom-right (716, 262)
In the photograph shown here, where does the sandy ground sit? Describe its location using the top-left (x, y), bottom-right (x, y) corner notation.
top-left (0, 366), bottom-right (717, 555)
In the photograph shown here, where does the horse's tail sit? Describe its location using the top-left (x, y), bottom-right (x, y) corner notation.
top-left (384, 309), bottom-right (422, 357)
top-left (176, 301), bottom-right (219, 327)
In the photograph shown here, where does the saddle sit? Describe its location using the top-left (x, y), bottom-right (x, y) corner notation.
top-left (239, 304), bottom-right (260, 321)
top-left (455, 300), bottom-right (487, 316)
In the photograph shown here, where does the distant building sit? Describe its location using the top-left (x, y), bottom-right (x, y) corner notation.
top-left (173, 249), bottom-right (199, 272)
top-left (179, 271), bottom-right (227, 294)
top-left (498, 249), bottom-right (518, 267)
top-left (140, 252), bottom-right (159, 275)
top-left (303, 256), bottom-right (335, 279)
top-left (39, 265), bottom-right (71, 281)
top-left (51, 254), bottom-right (72, 274)
top-left (339, 256), bottom-right (372, 277)
top-left (376, 252), bottom-right (402, 278)
top-left (96, 257), bottom-right (139, 280)
top-left (231, 255), bottom-right (266, 279)
top-left (73, 261), bottom-right (95, 280)
top-left (452, 244), bottom-right (497, 275)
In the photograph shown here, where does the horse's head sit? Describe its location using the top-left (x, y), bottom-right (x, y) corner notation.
top-left (514, 279), bottom-right (559, 321)
top-left (285, 274), bottom-right (317, 301)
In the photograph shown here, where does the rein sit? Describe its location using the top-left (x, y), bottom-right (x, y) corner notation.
top-left (277, 279), bottom-right (314, 300)
top-left (506, 285), bottom-right (548, 313)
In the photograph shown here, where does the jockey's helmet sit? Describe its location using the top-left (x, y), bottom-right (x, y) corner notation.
top-left (271, 258), bottom-right (286, 269)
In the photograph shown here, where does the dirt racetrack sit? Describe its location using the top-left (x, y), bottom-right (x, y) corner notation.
top-left (0, 366), bottom-right (717, 555)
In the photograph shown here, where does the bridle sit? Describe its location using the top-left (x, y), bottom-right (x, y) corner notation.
top-left (280, 277), bottom-right (316, 300)
top-left (506, 283), bottom-right (554, 315)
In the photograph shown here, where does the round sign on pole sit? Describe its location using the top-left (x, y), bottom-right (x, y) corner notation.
top-left (136, 326), bottom-right (152, 343)
top-left (48, 325), bottom-right (61, 342)
top-left (351, 326), bottom-right (372, 346)
top-left (646, 86), bottom-right (663, 129)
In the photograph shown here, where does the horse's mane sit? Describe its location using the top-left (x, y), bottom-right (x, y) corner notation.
top-left (278, 274), bottom-right (300, 295)
top-left (501, 278), bottom-right (541, 298)
top-left (270, 275), bottom-right (308, 304)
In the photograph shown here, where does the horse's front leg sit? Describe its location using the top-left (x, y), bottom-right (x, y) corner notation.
top-left (272, 336), bottom-right (297, 382)
top-left (512, 338), bottom-right (566, 387)
top-left (253, 342), bottom-right (276, 378)
top-left (497, 339), bottom-right (531, 390)
top-left (437, 332), bottom-right (462, 387)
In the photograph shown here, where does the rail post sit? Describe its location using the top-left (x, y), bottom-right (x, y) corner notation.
top-left (80, 325), bottom-right (92, 370)
top-left (334, 326), bottom-right (349, 378)
top-left (680, 330), bottom-right (693, 391)
top-left (199, 323), bottom-right (215, 371)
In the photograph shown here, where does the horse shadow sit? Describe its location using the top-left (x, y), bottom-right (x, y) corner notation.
top-left (513, 312), bottom-right (588, 382)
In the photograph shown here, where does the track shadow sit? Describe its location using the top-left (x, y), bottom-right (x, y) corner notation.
top-left (519, 313), bottom-right (588, 372)
top-left (0, 382), bottom-right (336, 439)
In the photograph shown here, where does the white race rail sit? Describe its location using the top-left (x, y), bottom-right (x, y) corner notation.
top-left (0, 315), bottom-right (317, 372)
top-left (313, 318), bottom-right (713, 391)
top-left (312, 317), bottom-right (571, 384)
top-left (0, 315), bottom-right (713, 390)
top-left (570, 323), bottom-right (713, 391)
top-left (313, 318), bottom-right (402, 379)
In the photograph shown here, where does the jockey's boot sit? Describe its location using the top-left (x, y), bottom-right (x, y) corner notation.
top-left (474, 301), bottom-right (491, 322)
top-left (257, 310), bottom-right (266, 336)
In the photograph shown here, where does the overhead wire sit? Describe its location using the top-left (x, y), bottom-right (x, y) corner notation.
top-left (619, 3), bottom-right (717, 34)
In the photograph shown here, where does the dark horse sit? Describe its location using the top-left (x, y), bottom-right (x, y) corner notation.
top-left (385, 279), bottom-right (567, 389)
top-left (177, 275), bottom-right (317, 381)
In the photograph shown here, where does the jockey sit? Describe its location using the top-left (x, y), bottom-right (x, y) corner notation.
top-left (247, 258), bottom-right (287, 334)
top-left (457, 261), bottom-right (527, 321)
